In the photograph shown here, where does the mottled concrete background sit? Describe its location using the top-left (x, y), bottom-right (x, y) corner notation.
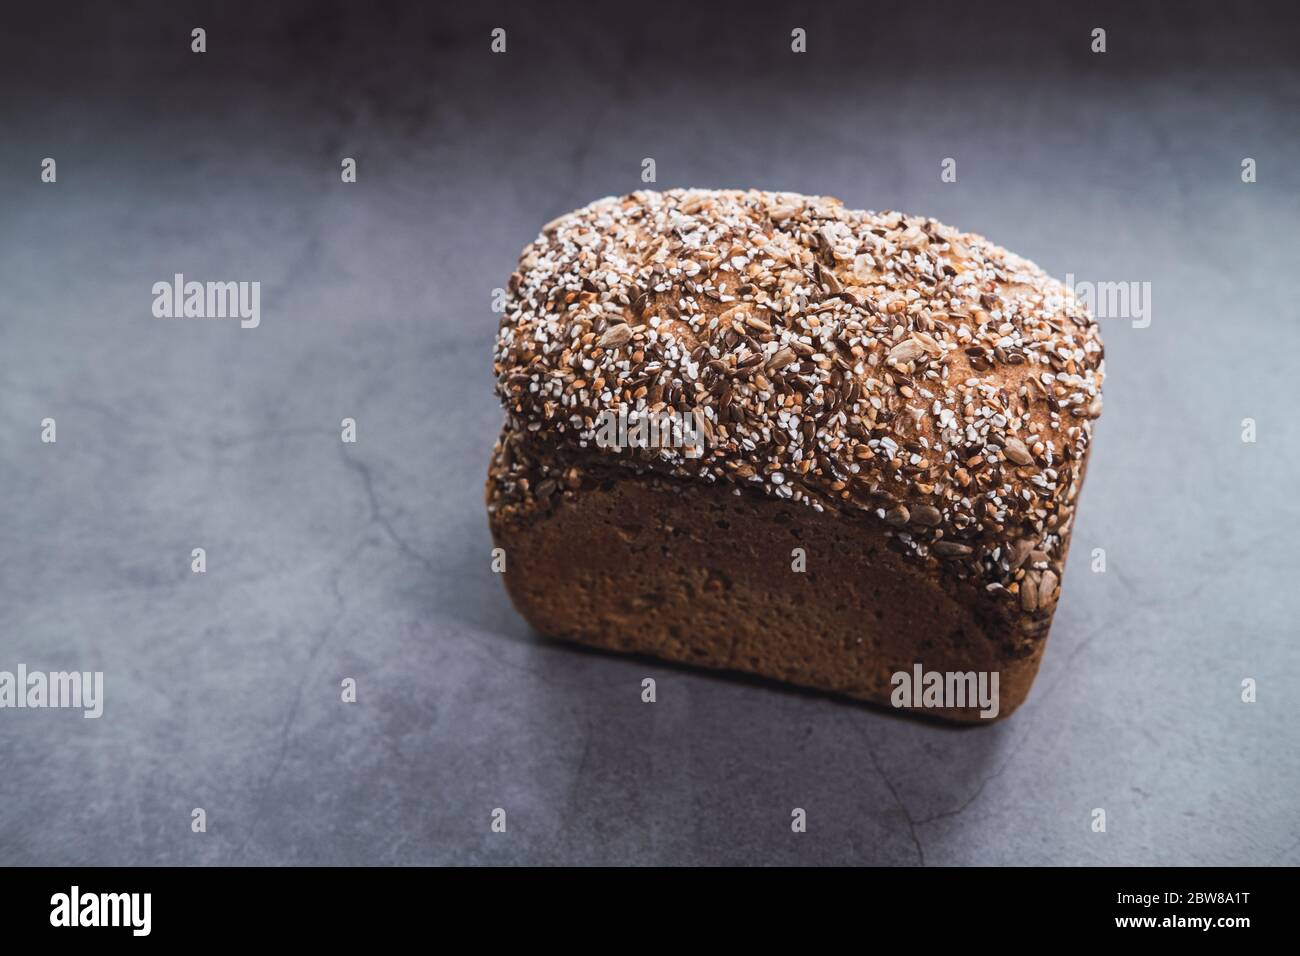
top-left (1, 1), bottom-right (1297, 865)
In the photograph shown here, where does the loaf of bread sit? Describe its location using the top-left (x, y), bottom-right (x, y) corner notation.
top-left (487, 189), bottom-right (1103, 721)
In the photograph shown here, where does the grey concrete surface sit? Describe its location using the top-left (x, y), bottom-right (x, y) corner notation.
top-left (0, 2), bottom-right (1297, 865)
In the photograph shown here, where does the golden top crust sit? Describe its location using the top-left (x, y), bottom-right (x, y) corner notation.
top-left (493, 188), bottom-right (1103, 602)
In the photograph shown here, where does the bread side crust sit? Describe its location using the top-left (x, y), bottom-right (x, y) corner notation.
top-left (488, 436), bottom-right (1059, 722)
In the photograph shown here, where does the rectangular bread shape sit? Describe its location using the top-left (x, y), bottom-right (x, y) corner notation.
top-left (487, 189), bottom-right (1103, 722)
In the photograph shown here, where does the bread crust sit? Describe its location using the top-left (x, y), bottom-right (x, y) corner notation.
top-left (488, 443), bottom-right (1052, 720)
top-left (488, 189), bottom-right (1102, 720)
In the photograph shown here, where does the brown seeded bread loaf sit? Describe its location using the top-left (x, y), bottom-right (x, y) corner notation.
top-left (487, 188), bottom-right (1103, 722)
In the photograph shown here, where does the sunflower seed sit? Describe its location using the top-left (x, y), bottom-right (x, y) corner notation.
top-left (598, 324), bottom-right (633, 349)
top-left (910, 504), bottom-right (942, 526)
top-left (1020, 575), bottom-right (1040, 612)
top-left (933, 540), bottom-right (972, 557)
top-left (884, 505), bottom-right (910, 527)
top-left (1007, 538), bottom-right (1035, 570)
top-left (767, 347), bottom-right (798, 371)
top-left (1003, 436), bottom-right (1034, 465)
top-left (887, 339), bottom-right (926, 365)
